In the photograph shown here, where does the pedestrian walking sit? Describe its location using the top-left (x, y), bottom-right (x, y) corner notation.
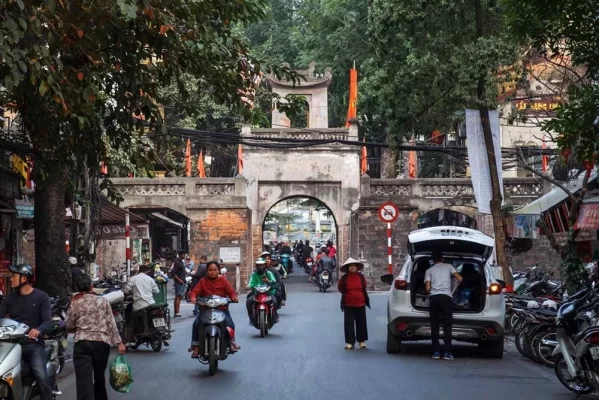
top-left (338, 258), bottom-right (370, 350)
top-left (66, 274), bottom-right (126, 400)
top-left (425, 249), bottom-right (463, 360)
top-left (172, 250), bottom-right (187, 317)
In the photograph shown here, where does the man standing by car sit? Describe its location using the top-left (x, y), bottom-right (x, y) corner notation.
top-left (425, 250), bottom-right (462, 361)
top-left (172, 251), bottom-right (187, 318)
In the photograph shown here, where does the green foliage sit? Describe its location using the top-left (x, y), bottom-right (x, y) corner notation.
top-left (365, 0), bottom-right (518, 140)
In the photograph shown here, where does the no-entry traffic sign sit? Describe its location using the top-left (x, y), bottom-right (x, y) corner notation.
top-left (378, 202), bottom-right (399, 223)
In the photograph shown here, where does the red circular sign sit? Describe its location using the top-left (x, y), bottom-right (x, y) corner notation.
top-left (378, 202), bottom-right (399, 223)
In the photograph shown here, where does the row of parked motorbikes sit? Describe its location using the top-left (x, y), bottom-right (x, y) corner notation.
top-left (505, 262), bottom-right (599, 395)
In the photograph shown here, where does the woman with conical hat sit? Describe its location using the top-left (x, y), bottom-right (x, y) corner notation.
top-left (338, 257), bottom-right (370, 349)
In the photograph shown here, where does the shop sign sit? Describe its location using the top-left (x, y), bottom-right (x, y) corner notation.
top-left (99, 224), bottom-right (144, 240)
top-left (136, 225), bottom-right (149, 239)
top-left (15, 198), bottom-right (34, 219)
top-left (575, 204), bottom-right (599, 231)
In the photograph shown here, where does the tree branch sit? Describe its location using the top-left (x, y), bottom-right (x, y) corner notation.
top-left (516, 148), bottom-right (576, 200)
top-left (536, 218), bottom-right (563, 255)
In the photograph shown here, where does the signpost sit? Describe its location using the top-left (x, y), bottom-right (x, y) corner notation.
top-left (378, 202), bottom-right (399, 274)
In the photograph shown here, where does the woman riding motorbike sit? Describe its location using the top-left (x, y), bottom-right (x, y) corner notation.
top-left (189, 261), bottom-right (239, 358)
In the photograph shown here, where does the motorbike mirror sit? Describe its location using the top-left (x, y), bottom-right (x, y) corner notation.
top-left (496, 279), bottom-right (506, 289)
top-left (380, 274), bottom-right (394, 285)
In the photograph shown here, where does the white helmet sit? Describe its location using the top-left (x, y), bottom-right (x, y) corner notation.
top-left (527, 300), bottom-right (540, 309)
top-left (542, 300), bottom-right (558, 310)
top-left (68, 256), bottom-right (78, 265)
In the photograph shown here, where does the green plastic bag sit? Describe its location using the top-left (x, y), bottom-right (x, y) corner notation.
top-left (109, 355), bottom-right (133, 393)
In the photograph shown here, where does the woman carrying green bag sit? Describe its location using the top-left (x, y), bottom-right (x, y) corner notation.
top-left (66, 274), bottom-right (126, 400)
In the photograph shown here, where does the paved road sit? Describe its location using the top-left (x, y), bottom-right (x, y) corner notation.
top-left (58, 274), bottom-right (585, 400)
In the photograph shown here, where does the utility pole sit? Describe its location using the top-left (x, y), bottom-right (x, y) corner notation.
top-left (474, 0), bottom-right (513, 288)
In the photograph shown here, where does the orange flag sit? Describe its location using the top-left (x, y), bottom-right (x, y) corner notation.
top-left (541, 135), bottom-right (548, 172)
top-left (237, 144), bottom-right (244, 175)
top-left (100, 161), bottom-right (108, 175)
top-left (185, 138), bottom-right (191, 177)
top-left (360, 137), bottom-right (368, 175)
top-left (197, 150), bottom-right (206, 178)
top-left (345, 66), bottom-right (358, 127)
top-left (408, 137), bottom-right (417, 179)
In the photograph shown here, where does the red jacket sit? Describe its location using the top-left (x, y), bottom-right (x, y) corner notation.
top-left (190, 276), bottom-right (237, 301)
top-left (338, 272), bottom-right (367, 308)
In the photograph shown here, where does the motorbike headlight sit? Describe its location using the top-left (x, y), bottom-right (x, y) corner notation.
top-left (0, 326), bottom-right (16, 340)
top-left (198, 298), bottom-right (228, 308)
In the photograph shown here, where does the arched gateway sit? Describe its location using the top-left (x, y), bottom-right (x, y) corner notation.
top-left (112, 64), bottom-right (545, 291)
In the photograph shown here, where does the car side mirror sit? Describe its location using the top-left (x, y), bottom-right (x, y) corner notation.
top-left (496, 279), bottom-right (506, 288)
top-left (380, 274), bottom-right (394, 285)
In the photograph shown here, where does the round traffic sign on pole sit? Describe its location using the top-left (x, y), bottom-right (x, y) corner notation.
top-left (378, 202), bottom-right (399, 223)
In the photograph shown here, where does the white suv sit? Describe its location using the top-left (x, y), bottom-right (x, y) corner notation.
top-left (381, 226), bottom-right (505, 358)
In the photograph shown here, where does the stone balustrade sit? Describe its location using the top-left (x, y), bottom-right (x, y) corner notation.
top-left (362, 176), bottom-right (545, 210)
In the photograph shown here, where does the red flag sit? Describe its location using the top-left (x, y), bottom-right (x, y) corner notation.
top-left (541, 135), bottom-right (548, 172)
top-left (408, 138), bottom-right (417, 179)
top-left (360, 137), bottom-right (368, 175)
top-left (185, 139), bottom-right (191, 177)
top-left (237, 144), bottom-right (244, 175)
top-left (346, 66), bottom-right (358, 127)
top-left (197, 150), bottom-right (206, 178)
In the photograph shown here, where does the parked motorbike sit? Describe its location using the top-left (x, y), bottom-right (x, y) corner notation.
top-left (250, 284), bottom-right (277, 338)
top-left (100, 288), bottom-right (126, 341)
top-left (552, 287), bottom-right (599, 394)
top-left (195, 296), bottom-right (237, 376)
top-left (0, 319), bottom-right (62, 400)
top-left (126, 304), bottom-right (171, 352)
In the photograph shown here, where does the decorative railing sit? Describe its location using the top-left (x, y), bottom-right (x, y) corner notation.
top-left (367, 177), bottom-right (544, 203)
top-left (249, 128), bottom-right (349, 141)
top-left (111, 177), bottom-right (243, 198)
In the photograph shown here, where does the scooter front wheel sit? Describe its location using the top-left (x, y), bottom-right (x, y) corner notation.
top-left (208, 336), bottom-right (218, 376)
top-left (259, 310), bottom-right (267, 338)
top-left (554, 354), bottom-right (593, 394)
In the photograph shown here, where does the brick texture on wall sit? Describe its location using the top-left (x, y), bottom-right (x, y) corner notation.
top-left (189, 208), bottom-right (250, 291)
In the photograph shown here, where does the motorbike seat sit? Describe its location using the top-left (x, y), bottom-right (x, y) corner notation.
top-left (146, 303), bottom-right (166, 311)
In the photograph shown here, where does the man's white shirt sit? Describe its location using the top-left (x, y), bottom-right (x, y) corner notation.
top-left (127, 273), bottom-right (159, 311)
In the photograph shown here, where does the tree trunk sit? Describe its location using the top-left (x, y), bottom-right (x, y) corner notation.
top-left (34, 164), bottom-right (70, 298)
top-left (474, 0), bottom-right (513, 287)
top-left (380, 147), bottom-right (398, 178)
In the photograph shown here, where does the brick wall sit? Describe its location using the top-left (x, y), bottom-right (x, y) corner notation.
top-left (189, 208), bottom-right (250, 290)
top-left (352, 201), bottom-right (419, 291)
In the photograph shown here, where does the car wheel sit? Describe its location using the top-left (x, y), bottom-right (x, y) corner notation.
top-left (386, 329), bottom-right (402, 354)
top-left (479, 338), bottom-right (504, 358)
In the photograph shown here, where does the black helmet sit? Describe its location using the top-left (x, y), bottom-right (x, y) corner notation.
top-left (9, 263), bottom-right (34, 283)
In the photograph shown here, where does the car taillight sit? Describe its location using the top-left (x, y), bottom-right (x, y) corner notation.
top-left (486, 327), bottom-right (497, 335)
top-left (396, 322), bottom-right (409, 331)
top-left (488, 283), bottom-right (501, 295)
top-left (394, 279), bottom-right (408, 290)
top-left (584, 332), bottom-right (599, 344)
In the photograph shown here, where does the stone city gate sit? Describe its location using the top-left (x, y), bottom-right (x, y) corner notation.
top-left (112, 129), bottom-right (545, 290)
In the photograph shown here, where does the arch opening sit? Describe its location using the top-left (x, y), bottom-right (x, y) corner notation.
top-left (261, 196), bottom-right (338, 271)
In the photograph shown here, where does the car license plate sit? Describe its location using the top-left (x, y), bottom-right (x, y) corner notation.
top-left (153, 318), bottom-right (166, 328)
top-left (114, 314), bottom-right (123, 323)
top-left (590, 346), bottom-right (599, 360)
top-left (307, 262), bottom-right (312, 266)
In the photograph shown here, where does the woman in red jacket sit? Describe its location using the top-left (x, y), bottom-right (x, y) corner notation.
top-left (189, 261), bottom-right (240, 358)
top-left (338, 258), bottom-right (371, 350)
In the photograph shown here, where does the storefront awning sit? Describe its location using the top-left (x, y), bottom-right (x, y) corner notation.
top-left (512, 171), bottom-right (597, 215)
top-left (150, 212), bottom-right (185, 229)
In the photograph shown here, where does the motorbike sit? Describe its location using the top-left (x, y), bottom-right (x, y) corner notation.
top-left (100, 288), bottom-right (126, 341)
top-left (250, 284), bottom-right (277, 338)
top-left (195, 296), bottom-right (236, 376)
top-left (304, 257), bottom-right (314, 275)
top-left (126, 303), bottom-right (171, 352)
top-left (0, 319), bottom-right (62, 400)
top-left (281, 253), bottom-right (293, 273)
top-left (552, 287), bottom-right (599, 394)
top-left (318, 269), bottom-right (332, 292)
